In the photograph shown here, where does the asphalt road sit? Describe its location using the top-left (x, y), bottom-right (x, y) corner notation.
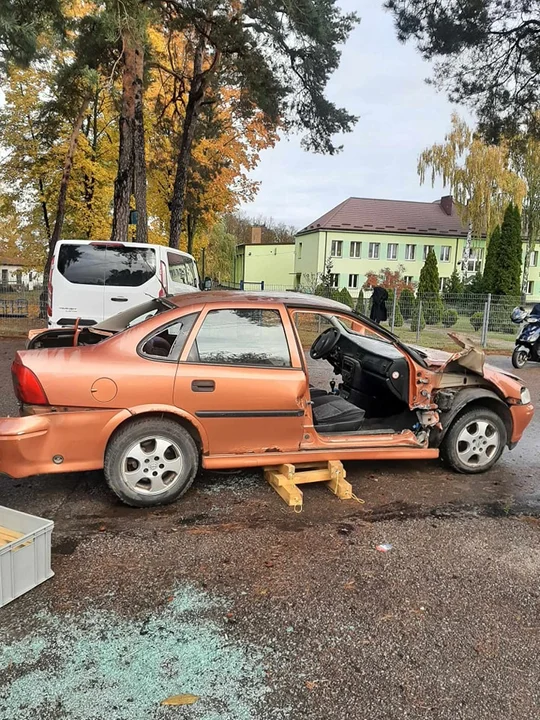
top-left (1, 339), bottom-right (540, 720)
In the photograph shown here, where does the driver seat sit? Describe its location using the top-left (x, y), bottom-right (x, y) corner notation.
top-left (312, 395), bottom-right (365, 434)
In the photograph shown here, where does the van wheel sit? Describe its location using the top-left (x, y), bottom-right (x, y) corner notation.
top-left (441, 407), bottom-right (507, 474)
top-left (104, 417), bottom-right (198, 507)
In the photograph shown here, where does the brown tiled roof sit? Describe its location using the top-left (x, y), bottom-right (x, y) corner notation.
top-left (0, 256), bottom-right (30, 267)
top-left (299, 196), bottom-right (469, 237)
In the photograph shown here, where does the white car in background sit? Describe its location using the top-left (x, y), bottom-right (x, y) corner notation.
top-left (47, 240), bottom-right (200, 328)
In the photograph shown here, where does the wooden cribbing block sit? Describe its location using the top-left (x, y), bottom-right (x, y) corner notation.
top-left (264, 460), bottom-right (351, 509)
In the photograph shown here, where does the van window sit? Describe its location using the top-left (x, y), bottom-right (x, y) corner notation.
top-left (57, 244), bottom-right (156, 287)
top-left (167, 252), bottom-right (197, 287)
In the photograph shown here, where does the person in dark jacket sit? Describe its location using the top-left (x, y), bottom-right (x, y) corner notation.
top-left (370, 285), bottom-right (388, 324)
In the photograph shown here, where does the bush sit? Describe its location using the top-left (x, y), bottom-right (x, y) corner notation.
top-left (421, 297), bottom-right (443, 325)
top-left (470, 312), bottom-right (484, 331)
top-left (410, 307), bottom-right (426, 332)
top-left (399, 287), bottom-right (415, 320)
top-left (338, 287), bottom-right (354, 308)
top-left (442, 308), bottom-right (458, 327)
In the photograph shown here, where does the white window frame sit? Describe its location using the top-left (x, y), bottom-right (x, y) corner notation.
top-left (350, 241), bottom-right (361, 258)
top-left (368, 242), bottom-right (380, 260)
top-left (440, 246), bottom-right (451, 262)
top-left (329, 273), bottom-right (340, 288)
top-left (387, 243), bottom-right (398, 261)
top-left (531, 250), bottom-right (538, 267)
top-left (439, 277), bottom-right (445, 292)
top-left (467, 248), bottom-right (483, 274)
top-left (423, 245), bottom-right (434, 260)
top-left (348, 274), bottom-right (358, 289)
top-left (298, 242), bottom-right (302, 260)
top-left (405, 244), bottom-right (416, 261)
top-left (330, 240), bottom-right (342, 258)
top-left (403, 276), bottom-right (413, 285)
top-left (527, 280), bottom-right (534, 295)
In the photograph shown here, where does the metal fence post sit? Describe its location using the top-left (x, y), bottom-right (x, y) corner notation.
top-left (481, 302), bottom-right (488, 347)
top-left (390, 290), bottom-right (397, 333)
top-left (482, 293), bottom-right (492, 348)
top-left (416, 299), bottom-right (422, 344)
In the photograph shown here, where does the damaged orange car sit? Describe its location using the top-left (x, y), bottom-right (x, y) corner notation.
top-left (3, 292), bottom-right (533, 507)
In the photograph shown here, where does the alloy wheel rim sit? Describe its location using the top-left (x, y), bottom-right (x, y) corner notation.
top-left (120, 435), bottom-right (183, 495)
top-left (456, 420), bottom-right (500, 468)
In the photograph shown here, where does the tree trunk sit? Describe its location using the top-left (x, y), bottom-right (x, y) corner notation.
top-left (133, 41), bottom-right (148, 243)
top-left (42, 93), bottom-right (92, 288)
top-left (111, 30), bottom-right (137, 243)
top-left (169, 36), bottom-right (210, 249)
top-left (187, 213), bottom-right (196, 255)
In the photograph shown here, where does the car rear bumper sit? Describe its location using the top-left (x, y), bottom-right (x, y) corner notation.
top-left (509, 402), bottom-right (534, 444)
top-left (0, 409), bottom-right (131, 478)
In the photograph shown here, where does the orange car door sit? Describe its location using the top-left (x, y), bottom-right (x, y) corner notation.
top-left (174, 305), bottom-right (307, 455)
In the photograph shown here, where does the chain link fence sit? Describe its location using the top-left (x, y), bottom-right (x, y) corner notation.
top-left (0, 280), bottom-right (523, 354)
top-left (0, 288), bottom-right (46, 337)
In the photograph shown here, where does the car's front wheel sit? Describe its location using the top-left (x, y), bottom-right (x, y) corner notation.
top-left (441, 407), bottom-right (507, 474)
top-left (104, 417), bottom-right (199, 507)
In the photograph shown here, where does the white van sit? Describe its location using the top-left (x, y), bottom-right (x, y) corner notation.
top-left (48, 239), bottom-right (200, 328)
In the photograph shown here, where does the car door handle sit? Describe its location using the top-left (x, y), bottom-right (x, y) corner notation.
top-left (111, 296), bottom-right (128, 302)
top-left (191, 380), bottom-right (215, 392)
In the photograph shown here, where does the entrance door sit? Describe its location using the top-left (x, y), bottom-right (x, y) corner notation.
top-left (175, 306), bottom-right (307, 455)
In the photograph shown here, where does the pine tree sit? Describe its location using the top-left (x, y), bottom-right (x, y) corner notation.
top-left (446, 268), bottom-right (464, 294)
top-left (482, 225), bottom-right (501, 293)
top-left (493, 203), bottom-right (522, 296)
top-left (355, 288), bottom-right (365, 314)
top-left (338, 287), bottom-right (354, 308)
top-left (417, 247), bottom-right (443, 324)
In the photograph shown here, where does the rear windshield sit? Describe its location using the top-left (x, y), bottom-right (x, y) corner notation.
top-left (57, 244), bottom-right (156, 287)
top-left (167, 252), bottom-right (198, 287)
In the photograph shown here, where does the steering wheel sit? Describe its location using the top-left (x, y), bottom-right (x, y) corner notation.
top-left (310, 327), bottom-right (340, 360)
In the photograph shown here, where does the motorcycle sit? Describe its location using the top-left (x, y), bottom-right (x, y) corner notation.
top-left (511, 305), bottom-right (540, 368)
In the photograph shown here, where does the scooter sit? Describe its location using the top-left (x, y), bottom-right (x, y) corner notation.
top-left (511, 305), bottom-right (540, 368)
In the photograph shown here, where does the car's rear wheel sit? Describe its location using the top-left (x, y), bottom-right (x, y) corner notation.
top-left (104, 417), bottom-right (198, 507)
top-left (441, 407), bottom-right (507, 474)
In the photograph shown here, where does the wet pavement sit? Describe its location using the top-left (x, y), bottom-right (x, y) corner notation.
top-left (1, 339), bottom-right (540, 719)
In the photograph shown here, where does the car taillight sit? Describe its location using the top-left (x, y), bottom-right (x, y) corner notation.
top-left (159, 261), bottom-right (168, 297)
top-left (47, 256), bottom-right (54, 318)
top-left (11, 359), bottom-right (49, 405)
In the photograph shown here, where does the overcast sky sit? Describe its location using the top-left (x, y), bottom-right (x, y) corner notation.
top-left (238, 1), bottom-right (473, 231)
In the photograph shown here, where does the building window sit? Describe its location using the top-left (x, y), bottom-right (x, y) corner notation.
top-left (405, 244), bottom-right (416, 261)
top-left (531, 251), bottom-right (538, 267)
top-left (466, 248), bottom-right (483, 274)
top-left (329, 273), bottom-right (340, 288)
top-left (298, 242), bottom-right (302, 260)
top-left (348, 274), bottom-right (358, 289)
top-left (331, 240), bottom-right (342, 257)
top-left (423, 245), bottom-right (434, 260)
top-left (404, 276), bottom-right (413, 285)
top-left (350, 241), bottom-right (361, 258)
top-left (368, 243), bottom-right (380, 260)
top-left (440, 246), bottom-right (451, 262)
top-left (527, 281), bottom-right (534, 295)
top-left (439, 277), bottom-right (445, 292)
top-left (387, 243), bottom-right (398, 260)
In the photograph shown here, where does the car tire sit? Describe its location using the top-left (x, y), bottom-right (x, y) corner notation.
top-left (441, 407), bottom-right (507, 474)
top-left (104, 417), bottom-right (199, 507)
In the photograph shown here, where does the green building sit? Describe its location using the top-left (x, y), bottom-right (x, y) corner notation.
top-left (233, 227), bottom-right (295, 289)
top-left (295, 196), bottom-right (540, 301)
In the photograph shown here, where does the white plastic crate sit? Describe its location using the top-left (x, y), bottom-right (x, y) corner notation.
top-left (0, 506), bottom-right (54, 607)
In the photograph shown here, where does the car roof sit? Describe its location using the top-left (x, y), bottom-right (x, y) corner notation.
top-left (168, 290), bottom-right (351, 312)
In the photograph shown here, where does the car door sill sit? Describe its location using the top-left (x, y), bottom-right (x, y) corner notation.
top-left (203, 446), bottom-right (439, 470)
